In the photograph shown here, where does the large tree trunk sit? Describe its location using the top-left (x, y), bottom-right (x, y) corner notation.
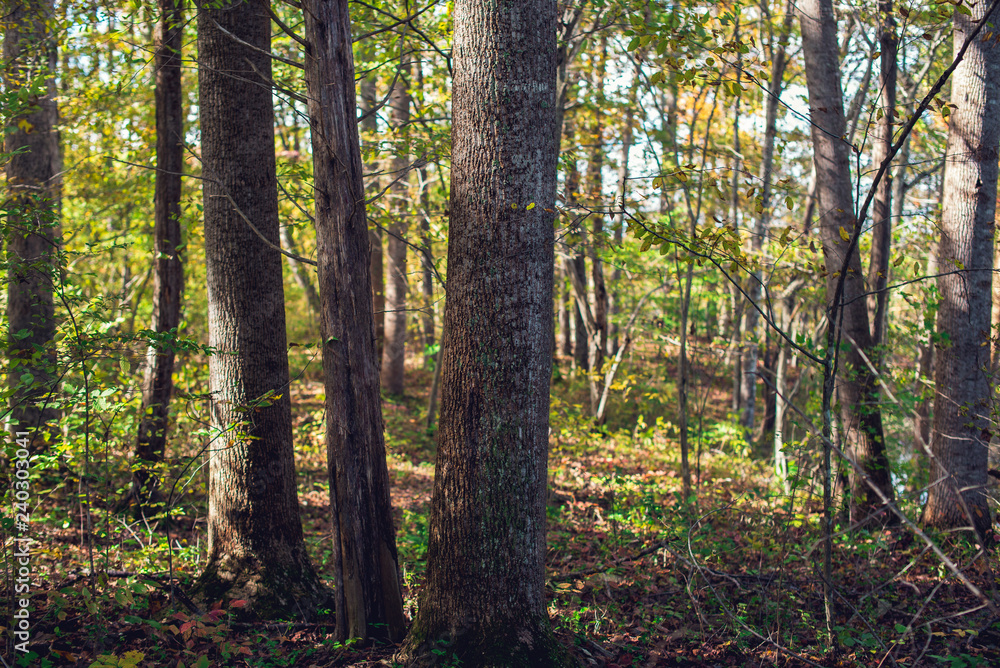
top-left (867, 0), bottom-right (897, 356)
top-left (381, 46), bottom-right (411, 395)
top-left (922, 0), bottom-right (1000, 538)
top-left (399, 0), bottom-right (563, 660)
top-left (799, 0), bottom-right (895, 525)
top-left (4, 0), bottom-right (61, 451)
top-left (134, 0), bottom-right (185, 508)
top-left (302, 0), bottom-right (406, 640)
top-left (195, 0), bottom-right (325, 618)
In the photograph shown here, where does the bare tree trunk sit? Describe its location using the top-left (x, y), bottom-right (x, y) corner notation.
top-left (4, 0), bottom-right (61, 451)
top-left (912, 342), bottom-right (932, 492)
top-left (922, 0), bottom-right (1000, 538)
top-left (280, 224), bottom-right (321, 315)
top-left (414, 59), bottom-right (435, 360)
top-left (134, 0), bottom-right (185, 508)
top-left (799, 0), bottom-right (895, 525)
top-left (359, 68), bottom-right (384, 361)
top-left (194, 0), bottom-right (325, 618)
top-left (740, 4), bottom-right (794, 438)
top-left (588, 37), bottom-right (608, 387)
top-left (381, 44), bottom-right (411, 395)
top-left (867, 0), bottom-right (897, 356)
top-left (399, 0), bottom-right (563, 658)
top-left (558, 261), bottom-right (572, 356)
top-left (303, 0), bottom-right (406, 640)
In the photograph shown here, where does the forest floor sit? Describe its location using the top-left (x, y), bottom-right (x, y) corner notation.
top-left (3, 360), bottom-right (1000, 668)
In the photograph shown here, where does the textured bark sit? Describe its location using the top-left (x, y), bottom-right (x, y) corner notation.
top-left (922, 1), bottom-right (1000, 538)
top-left (134, 0), bottom-right (185, 507)
top-left (867, 0), bottom-right (897, 355)
top-left (303, 0), bottom-right (405, 640)
top-left (381, 48), bottom-right (411, 395)
top-left (359, 73), bottom-right (384, 361)
top-left (399, 0), bottom-right (564, 660)
top-left (4, 0), bottom-right (60, 450)
top-left (799, 0), bottom-right (895, 524)
top-left (195, 0), bottom-right (324, 618)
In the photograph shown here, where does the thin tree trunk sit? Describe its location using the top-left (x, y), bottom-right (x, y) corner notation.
top-left (194, 0), bottom-right (325, 618)
top-left (564, 116), bottom-right (589, 371)
top-left (400, 0), bottom-right (563, 658)
top-left (303, 0), bottom-right (406, 640)
top-left (280, 224), bottom-right (321, 315)
top-left (740, 4), bottom-right (794, 438)
top-left (414, 59), bottom-right (435, 360)
top-left (134, 0), bottom-right (185, 508)
top-left (799, 0), bottom-right (895, 525)
top-left (4, 0), bottom-right (61, 451)
top-left (359, 68), bottom-right (384, 361)
top-left (729, 17), bottom-right (744, 416)
top-left (922, 0), bottom-right (1000, 538)
top-left (609, 76), bottom-right (637, 354)
top-left (588, 37), bottom-right (608, 388)
top-left (867, 0), bottom-right (897, 356)
top-left (381, 44), bottom-right (410, 395)
top-left (558, 261), bottom-right (572, 356)
top-left (912, 342), bottom-right (932, 492)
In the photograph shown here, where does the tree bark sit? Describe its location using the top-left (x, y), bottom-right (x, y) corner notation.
top-left (922, 0), bottom-right (1000, 538)
top-left (194, 0), bottom-right (325, 618)
top-left (399, 0), bottom-right (563, 659)
top-left (381, 45), bottom-right (411, 395)
top-left (799, 0), bottom-right (895, 525)
top-left (302, 0), bottom-right (406, 640)
top-left (134, 0), bottom-right (185, 508)
top-left (867, 0), bottom-right (897, 356)
top-left (4, 0), bottom-right (61, 451)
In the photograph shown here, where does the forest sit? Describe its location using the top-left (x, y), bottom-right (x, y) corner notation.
top-left (2, 0), bottom-right (1000, 665)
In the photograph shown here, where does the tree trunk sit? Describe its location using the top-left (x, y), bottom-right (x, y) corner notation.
top-left (381, 46), bottom-right (411, 395)
top-left (588, 38), bottom-right (608, 384)
top-left (280, 224), bottom-right (321, 315)
top-left (134, 0), bottom-right (185, 508)
top-left (799, 0), bottom-right (895, 525)
top-left (740, 5), bottom-right (794, 438)
top-left (359, 69), bottom-right (384, 362)
top-left (867, 0), bottom-right (897, 356)
top-left (564, 116), bottom-right (589, 372)
top-left (399, 0), bottom-right (563, 659)
top-left (558, 261), bottom-right (572, 356)
top-left (922, 0), bottom-right (1000, 538)
top-left (302, 0), bottom-right (406, 640)
top-left (912, 342), bottom-right (933, 492)
top-left (4, 0), bottom-right (61, 451)
top-left (194, 0), bottom-right (325, 618)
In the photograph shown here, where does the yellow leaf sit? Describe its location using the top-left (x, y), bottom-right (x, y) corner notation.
top-left (17, 119), bottom-right (33, 133)
top-left (838, 226), bottom-right (850, 242)
top-left (526, 202), bottom-right (535, 210)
